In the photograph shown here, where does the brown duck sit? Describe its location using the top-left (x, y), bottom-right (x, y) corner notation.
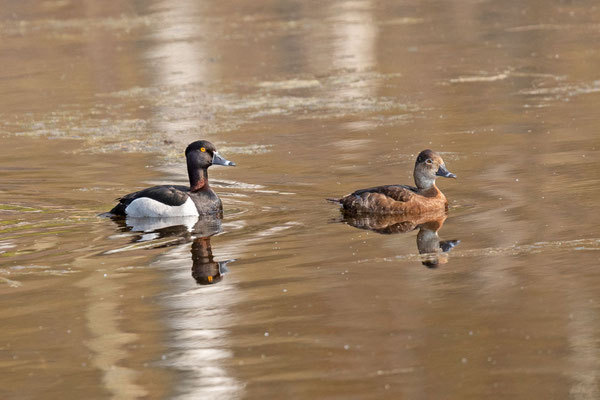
top-left (330, 149), bottom-right (456, 215)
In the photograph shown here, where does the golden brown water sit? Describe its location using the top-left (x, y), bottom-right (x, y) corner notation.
top-left (2, 1), bottom-right (600, 399)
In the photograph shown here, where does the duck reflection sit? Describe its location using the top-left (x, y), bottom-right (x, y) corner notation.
top-left (110, 215), bottom-right (234, 284)
top-left (341, 212), bottom-right (460, 268)
top-left (190, 236), bottom-right (234, 285)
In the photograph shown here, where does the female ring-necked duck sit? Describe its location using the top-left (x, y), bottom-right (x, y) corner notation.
top-left (330, 149), bottom-right (456, 215)
top-left (109, 140), bottom-right (235, 217)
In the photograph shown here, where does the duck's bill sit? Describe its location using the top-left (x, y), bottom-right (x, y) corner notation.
top-left (436, 165), bottom-right (456, 178)
top-left (212, 152), bottom-right (236, 166)
top-left (440, 239), bottom-right (460, 252)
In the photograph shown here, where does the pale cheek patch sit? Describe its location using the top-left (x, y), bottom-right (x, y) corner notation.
top-left (125, 197), bottom-right (199, 217)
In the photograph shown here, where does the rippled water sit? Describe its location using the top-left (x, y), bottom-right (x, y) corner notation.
top-left (2, 1), bottom-right (600, 399)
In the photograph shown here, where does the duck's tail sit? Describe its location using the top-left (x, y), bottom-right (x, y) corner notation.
top-left (326, 197), bottom-right (341, 204)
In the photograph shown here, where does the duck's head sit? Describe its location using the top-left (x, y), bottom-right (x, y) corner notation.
top-left (413, 149), bottom-right (456, 189)
top-left (185, 140), bottom-right (236, 169)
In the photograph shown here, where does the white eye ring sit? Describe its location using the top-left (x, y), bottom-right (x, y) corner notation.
top-left (426, 159), bottom-right (433, 164)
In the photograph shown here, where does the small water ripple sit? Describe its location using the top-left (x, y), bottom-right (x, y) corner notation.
top-left (356, 238), bottom-right (600, 264)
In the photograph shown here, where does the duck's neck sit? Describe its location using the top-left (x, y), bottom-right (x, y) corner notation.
top-left (189, 167), bottom-right (209, 192)
top-left (191, 237), bottom-right (213, 264)
top-left (417, 227), bottom-right (440, 255)
top-left (414, 174), bottom-right (438, 196)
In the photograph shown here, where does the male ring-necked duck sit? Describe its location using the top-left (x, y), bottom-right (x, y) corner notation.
top-left (330, 149), bottom-right (456, 215)
top-left (109, 140), bottom-right (235, 217)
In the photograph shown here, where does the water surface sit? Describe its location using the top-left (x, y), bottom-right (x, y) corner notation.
top-left (1, 0), bottom-right (600, 399)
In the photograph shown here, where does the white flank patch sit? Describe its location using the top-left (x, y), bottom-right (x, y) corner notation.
top-left (125, 197), bottom-right (199, 218)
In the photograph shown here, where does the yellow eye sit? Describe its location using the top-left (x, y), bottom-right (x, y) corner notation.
top-left (200, 147), bottom-right (206, 152)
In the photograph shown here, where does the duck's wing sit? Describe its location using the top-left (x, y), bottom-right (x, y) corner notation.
top-left (341, 185), bottom-right (417, 213)
top-left (349, 184), bottom-right (417, 202)
top-left (110, 185), bottom-right (190, 215)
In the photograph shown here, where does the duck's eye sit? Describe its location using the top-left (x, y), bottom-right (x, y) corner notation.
top-left (200, 147), bottom-right (206, 152)
top-left (426, 159), bottom-right (433, 164)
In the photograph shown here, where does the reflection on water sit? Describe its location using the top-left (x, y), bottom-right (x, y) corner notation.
top-left (191, 237), bottom-right (234, 285)
top-left (150, 224), bottom-right (243, 400)
top-left (3, 0), bottom-right (600, 399)
top-left (109, 214), bottom-right (242, 398)
top-left (110, 215), bottom-right (234, 286)
top-left (341, 211), bottom-right (460, 267)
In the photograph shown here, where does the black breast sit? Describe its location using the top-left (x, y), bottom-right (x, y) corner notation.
top-left (188, 188), bottom-right (223, 215)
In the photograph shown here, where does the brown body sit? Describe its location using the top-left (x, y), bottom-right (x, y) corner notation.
top-left (340, 184), bottom-right (448, 215)
top-left (334, 149), bottom-right (456, 215)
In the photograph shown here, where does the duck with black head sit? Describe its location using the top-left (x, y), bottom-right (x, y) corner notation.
top-left (109, 140), bottom-right (235, 217)
top-left (330, 149), bottom-right (456, 215)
